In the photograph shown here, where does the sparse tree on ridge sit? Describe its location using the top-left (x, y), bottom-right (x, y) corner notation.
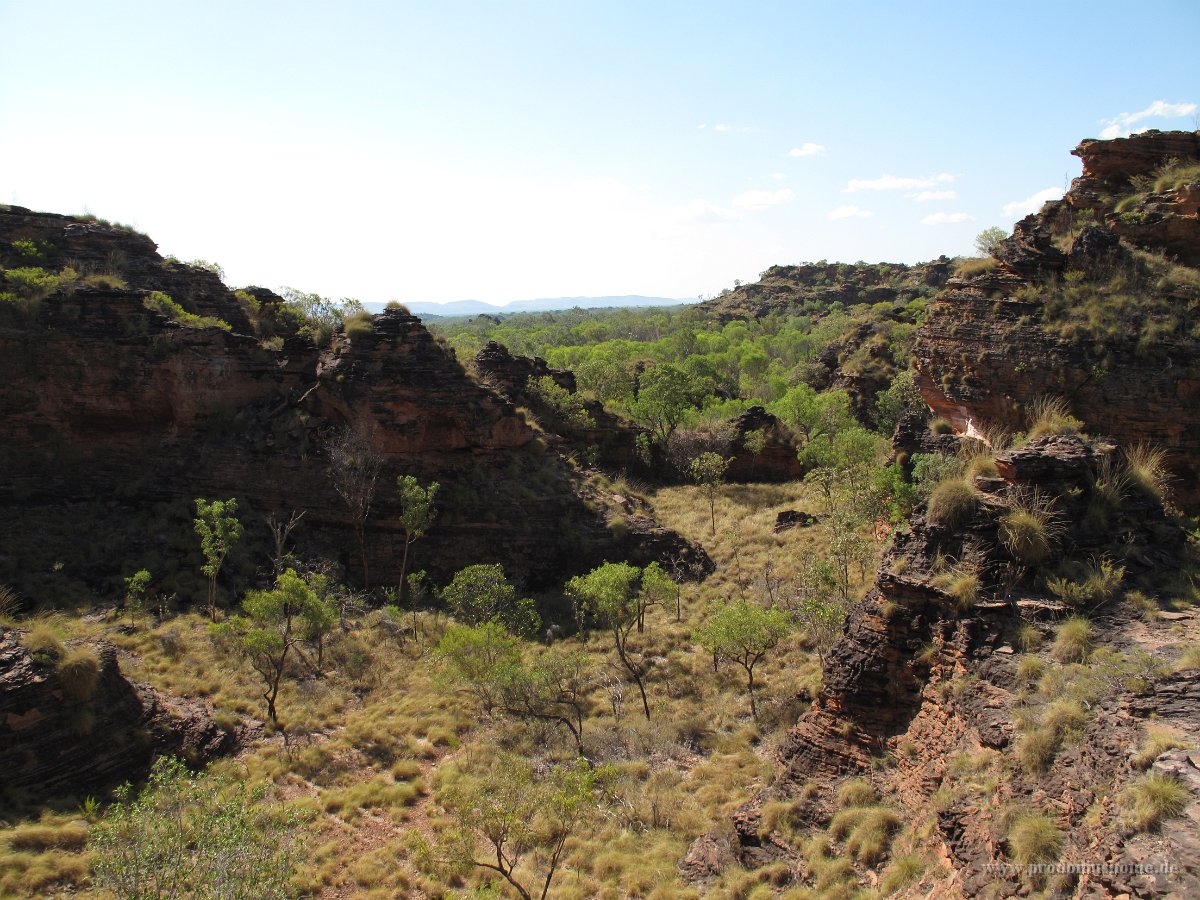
top-left (396, 475), bottom-right (438, 605)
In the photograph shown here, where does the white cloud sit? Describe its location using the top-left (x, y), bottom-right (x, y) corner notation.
top-left (732, 188), bottom-right (795, 211)
top-left (770, 172), bottom-right (786, 181)
top-left (828, 204), bottom-right (874, 220)
top-left (921, 211), bottom-right (973, 225)
top-left (846, 172), bottom-right (956, 192)
top-left (911, 189), bottom-right (956, 202)
top-left (1100, 100), bottom-right (1197, 138)
top-left (1002, 186), bottom-right (1063, 218)
top-left (787, 142), bottom-right (826, 157)
top-left (697, 123), bottom-right (707, 130)
top-left (713, 123), bottom-right (732, 133)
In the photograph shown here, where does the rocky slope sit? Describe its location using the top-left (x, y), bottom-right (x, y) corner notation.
top-left (0, 208), bottom-right (703, 607)
top-left (1, 628), bottom-right (238, 798)
top-left (687, 433), bottom-right (1200, 896)
top-left (914, 130), bottom-right (1200, 510)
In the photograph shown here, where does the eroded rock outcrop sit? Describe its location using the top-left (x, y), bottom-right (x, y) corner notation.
top-left (914, 130), bottom-right (1200, 511)
top-left (688, 434), bottom-right (1200, 895)
top-left (0, 629), bottom-right (237, 797)
top-left (0, 208), bottom-right (702, 603)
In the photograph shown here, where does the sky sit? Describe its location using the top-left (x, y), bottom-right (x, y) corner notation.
top-left (1, 1), bottom-right (1197, 306)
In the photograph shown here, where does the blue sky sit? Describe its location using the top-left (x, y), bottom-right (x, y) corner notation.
top-left (1, 1), bottom-right (1197, 304)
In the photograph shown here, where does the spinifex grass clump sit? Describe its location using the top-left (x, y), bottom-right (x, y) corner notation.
top-left (927, 478), bottom-right (979, 529)
top-left (999, 489), bottom-right (1061, 568)
top-left (1006, 812), bottom-right (1062, 866)
top-left (1121, 772), bottom-right (1189, 831)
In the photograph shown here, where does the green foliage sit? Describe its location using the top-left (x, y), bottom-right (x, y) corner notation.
top-left (874, 371), bottom-right (927, 434)
top-left (689, 451), bottom-right (731, 535)
top-left (342, 310), bottom-right (374, 340)
top-left (193, 498), bottom-right (243, 620)
top-left (629, 363), bottom-right (702, 442)
top-left (440, 564), bottom-right (540, 637)
top-left (90, 756), bottom-right (302, 899)
top-left (143, 291), bottom-right (232, 331)
top-left (1046, 558), bottom-right (1124, 608)
top-left (124, 568), bottom-right (152, 626)
top-left (527, 376), bottom-right (594, 429)
top-left (1026, 396), bottom-right (1082, 440)
top-left (694, 600), bottom-right (790, 720)
top-left (974, 226), bottom-right (1008, 257)
top-left (436, 621), bottom-right (522, 713)
top-left (214, 568), bottom-right (335, 724)
top-left (440, 755), bottom-right (612, 900)
top-left (279, 288), bottom-right (364, 347)
top-left (396, 475), bottom-right (439, 604)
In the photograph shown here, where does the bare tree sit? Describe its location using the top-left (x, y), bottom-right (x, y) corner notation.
top-left (325, 426), bottom-right (382, 587)
top-left (264, 510), bottom-right (305, 579)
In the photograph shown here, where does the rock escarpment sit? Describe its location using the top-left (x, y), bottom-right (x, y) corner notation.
top-left (0, 208), bottom-right (703, 604)
top-left (0, 628), bottom-right (237, 797)
top-left (687, 434), bottom-right (1200, 896)
top-left (914, 130), bottom-right (1200, 510)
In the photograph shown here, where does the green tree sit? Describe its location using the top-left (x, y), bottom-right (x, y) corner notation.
top-left (442, 756), bottom-right (610, 900)
top-left (629, 363), bottom-right (699, 443)
top-left (639, 560), bottom-right (681, 626)
top-left (566, 562), bottom-right (651, 719)
top-left (495, 648), bottom-right (593, 752)
top-left (193, 498), bottom-right (243, 621)
top-left (214, 568), bottom-right (336, 725)
top-left (769, 384), bottom-right (855, 446)
top-left (974, 226), bottom-right (1008, 257)
top-left (441, 564), bottom-right (541, 637)
top-left (785, 586), bottom-right (848, 665)
top-left (90, 756), bottom-right (301, 900)
top-left (396, 475), bottom-right (439, 605)
top-left (437, 621), bottom-right (522, 714)
top-left (124, 569), bottom-right (151, 628)
top-left (874, 371), bottom-right (927, 435)
top-left (695, 600), bottom-right (790, 721)
top-left (689, 451), bottom-right (731, 536)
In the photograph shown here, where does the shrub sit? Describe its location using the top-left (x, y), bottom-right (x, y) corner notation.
top-left (143, 291), bottom-right (231, 331)
top-left (1006, 812), bottom-right (1062, 865)
top-left (836, 778), bottom-right (877, 809)
top-left (1026, 396), bottom-right (1082, 440)
top-left (927, 478), bottom-right (978, 529)
top-left (1121, 772), bottom-right (1189, 831)
top-left (343, 310), bottom-right (374, 340)
top-left (1132, 727), bottom-right (1193, 770)
top-left (21, 623), bottom-right (64, 662)
top-left (934, 568), bottom-right (980, 610)
top-left (1051, 617), bottom-right (1093, 664)
top-left (1016, 623), bottom-right (1043, 651)
top-left (999, 489), bottom-right (1060, 567)
top-left (1123, 443), bottom-right (1170, 502)
top-left (57, 646), bottom-right (102, 701)
top-left (1016, 655), bottom-right (1046, 682)
top-left (1046, 558), bottom-right (1124, 608)
top-left (829, 804), bottom-right (901, 864)
top-left (929, 417), bottom-right (956, 435)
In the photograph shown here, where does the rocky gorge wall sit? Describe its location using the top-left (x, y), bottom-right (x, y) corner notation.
top-left (0, 208), bottom-right (703, 607)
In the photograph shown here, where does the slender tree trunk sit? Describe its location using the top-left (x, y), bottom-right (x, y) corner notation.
top-left (746, 663), bottom-right (757, 721)
top-left (355, 521), bottom-right (369, 588)
top-left (398, 534), bottom-right (411, 605)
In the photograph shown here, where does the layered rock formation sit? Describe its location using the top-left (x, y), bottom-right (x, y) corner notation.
top-left (914, 130), bottom-right (1200, 510)
top-left (0, 208), bottom-right (703, 605)
top-left (0, 628), bottom-right (237, 797)
top-left (688, 434), bottom-right (1200, 895)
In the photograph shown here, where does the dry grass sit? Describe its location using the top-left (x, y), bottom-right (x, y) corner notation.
top-left (56, 646), bottom-right (101, 701)
top-left (1123, 443), bottom-right (1171, 503)
top-left (999, 489), bottom-right (1061, 568)
top-left (1121, 772), bottom-right (1190, 832)
top-left (1006, 812), bottom-right (1062, 865)
top-left (926, 478), bottom-right (979, 529)
top-left (1132, 726), bottom-right (1194, 770)
top-left (1051, 617), bottom-right (1093, 664)
top-left (1026, 396), bottom-right (1083, 441)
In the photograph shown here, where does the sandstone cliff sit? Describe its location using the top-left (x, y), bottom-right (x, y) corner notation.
top-left (0, 208), bottom-right (703, 607)
top-left (914, 130), bottom-right (1200, 510)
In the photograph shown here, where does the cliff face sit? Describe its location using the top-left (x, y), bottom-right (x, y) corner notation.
top-left (914, 130), bottom-right (1200, 510)
top-left (0, 208), bottom-right (702, 605)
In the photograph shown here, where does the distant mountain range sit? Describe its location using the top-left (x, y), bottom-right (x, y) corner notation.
top-left (364, 295), bottom-right (692, 317)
